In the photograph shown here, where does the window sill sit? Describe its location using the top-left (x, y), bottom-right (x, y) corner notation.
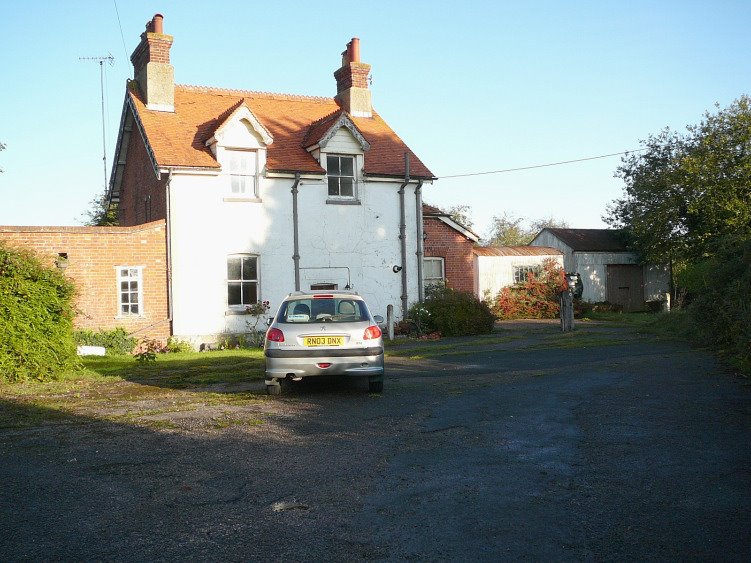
top-left (115, 314), bottom-right (144, 319)
top-left (223, 197), bottom-right (263, 203)
top-left (225, 309), bottom-right (266, 316)
top-left (326, 198), bottom-right (361, 206)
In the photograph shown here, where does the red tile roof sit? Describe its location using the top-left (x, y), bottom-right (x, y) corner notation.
top-left (128, 84), bottom-right (435, 178)
top-left (473, 246), bottom-right (563, 257)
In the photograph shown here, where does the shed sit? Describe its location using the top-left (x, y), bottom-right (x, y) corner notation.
top-left (473, 246), bottom-right (563, 300)
top-left (530, 228), bottom-right (671, 311)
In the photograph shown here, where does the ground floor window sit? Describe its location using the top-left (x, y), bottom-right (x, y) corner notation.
top-left (227, 255), bottom-right (259, 307)
top-left (423, 257), bottom-right (445, 287)
top-left (513, 265), bottom-right (542, 284)
top-left (117, 267), bottom-right (143, 316)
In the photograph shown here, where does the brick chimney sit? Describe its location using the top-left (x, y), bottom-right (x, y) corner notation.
top-left (130, 14), bottom-right (174, 112)
top-left (334, 38), bottom-right (372, 118)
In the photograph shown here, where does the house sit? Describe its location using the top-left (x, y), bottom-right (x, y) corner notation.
top-left (107, 14), bottom-right (435, 345)
top-left (473, 246), bottom-right (564, 300)
top-left (530, 228), bottom-right (671, 311)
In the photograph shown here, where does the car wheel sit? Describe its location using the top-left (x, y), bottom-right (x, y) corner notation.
top-left (368, 380), bottom-right (383, 393)
top-left (267, 383), bottom-right (282, 396)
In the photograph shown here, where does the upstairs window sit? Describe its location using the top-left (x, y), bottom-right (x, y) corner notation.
top-left (227, 255), bottom-right (258, 308)
top-left (118, 267), bottom-right (143, 316)
top-left (327, 155), bottom-right (355, 198)
top-left (227, 150), bottom-right (258, 196)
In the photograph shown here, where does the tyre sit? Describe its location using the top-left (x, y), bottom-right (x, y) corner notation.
top-left (368, 379), bottom-right (383, 393)
top-left (267, 383), bottom-right (282, 396)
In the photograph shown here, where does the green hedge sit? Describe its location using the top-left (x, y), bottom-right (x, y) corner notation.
top-left (0, 244), bottom-right (79, 382)
top-left (414, 285), bottom-right (496, 337)
top-left (74, 328), bottom-right (137, 355)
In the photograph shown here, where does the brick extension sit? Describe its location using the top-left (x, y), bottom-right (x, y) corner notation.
top-left (0, 221), bottom-right (169, 341)
top-left (423, 216), bottom-right (476, 294)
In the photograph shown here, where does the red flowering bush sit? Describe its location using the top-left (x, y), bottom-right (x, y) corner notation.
top-left (491, 259), bottom-right (567, 320)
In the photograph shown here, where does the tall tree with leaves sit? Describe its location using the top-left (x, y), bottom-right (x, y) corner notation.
top-left (607, 96), bottom-right (751, 262)
top-left (486, 213), bottom-right (569, 246)
top-left (447, 204), bottom-right (474, 230)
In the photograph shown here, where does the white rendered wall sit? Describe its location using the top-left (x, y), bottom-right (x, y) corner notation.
top-left (167, 170), bottom-right (422, 344)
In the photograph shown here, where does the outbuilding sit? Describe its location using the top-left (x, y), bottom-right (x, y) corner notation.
top-left (530, 228), bottom-right (671, 311)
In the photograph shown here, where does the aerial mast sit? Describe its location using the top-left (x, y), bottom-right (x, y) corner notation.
top-left (79, 54), bottom-right (115, 193)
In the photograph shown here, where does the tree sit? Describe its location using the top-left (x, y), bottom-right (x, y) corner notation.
top-left (447, 204), bottom-right (474, 230)
top-left (606, 96), bottom-right (751, 262)
top-left (485, 213), bottom-right (569, 246)
top-left (81, 189), bottom-right (119, 226)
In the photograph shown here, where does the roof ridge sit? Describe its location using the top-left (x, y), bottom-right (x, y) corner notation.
top-left (176, 84), bottom-right (334, 103)
top-left (306, 108), bottom-right (346, 130)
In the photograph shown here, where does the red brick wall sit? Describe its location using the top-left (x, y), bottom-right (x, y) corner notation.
top-left (118, 120), bottom-right (167, 226)
top-left (423, 217), bottom-right (476, 294)
top-left (0, 221), bottom-right (170, 342)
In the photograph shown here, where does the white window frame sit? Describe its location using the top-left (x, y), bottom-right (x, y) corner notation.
top-left (326, 154), bottom-right (357, 200)
top-left (423, 257), bottom-right (445, 287)
top-left (226, 149), bottom-right (259, 197)
top-left (117, 266), bottom-right (143, 317)
top-left (513, 265), bottom-right (542, 284)
top-left (227, 254), bottom-right (260, 310)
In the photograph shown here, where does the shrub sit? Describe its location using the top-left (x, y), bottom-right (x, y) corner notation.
top-left (491, 259), bottom-right (566, 320)
top-left (413, 285), bottom-right (495, 337)
top-left (166, 337), bottom-right (194, 354)
top-left (74, 327), bottom-right (137, 355)
top-left (683, 240), bottom-right (751, 374)
top-left (0, 244), bottom-right (78, 382)
top-left (133, 338), bottom-right (163, 363)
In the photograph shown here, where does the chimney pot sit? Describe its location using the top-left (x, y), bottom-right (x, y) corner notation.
top-left (349, 38), bottom-right (360, 63)
top-left (152, 14), bottom-right (164, 34)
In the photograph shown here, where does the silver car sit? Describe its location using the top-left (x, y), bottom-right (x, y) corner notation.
top-left (264, 291), bottom-right (385, 395)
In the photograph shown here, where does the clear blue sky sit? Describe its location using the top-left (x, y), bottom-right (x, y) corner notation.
top-left (1, 1), bottom-right (749, 239)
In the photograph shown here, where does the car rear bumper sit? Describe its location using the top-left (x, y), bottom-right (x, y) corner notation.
top-left (265, 349), bottom-right (384, 382)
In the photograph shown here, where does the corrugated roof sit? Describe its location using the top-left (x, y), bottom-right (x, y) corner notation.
top-left (541, 228), bottom-right (630, 252)
top-left (128, 84), bottom-right (434, 178)
top-left (473, 246), bottom-right (562, 257)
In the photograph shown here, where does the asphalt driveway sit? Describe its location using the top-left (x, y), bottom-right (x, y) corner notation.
top-left (1, 320), bottom-right (749, 561)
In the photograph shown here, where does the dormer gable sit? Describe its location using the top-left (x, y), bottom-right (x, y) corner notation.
top-left (302, 111), bottom-right (370, 154)
top-left (205, 102), bottom-right (273, 154)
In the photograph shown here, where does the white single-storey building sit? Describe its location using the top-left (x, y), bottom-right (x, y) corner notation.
top-left (473, 246), bottom-right (564, 300)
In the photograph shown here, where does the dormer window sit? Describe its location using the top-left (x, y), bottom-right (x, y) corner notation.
top-left (227, 150), bottom-right (258, 197)
top-left (327, 155), bottom-right (355, 198)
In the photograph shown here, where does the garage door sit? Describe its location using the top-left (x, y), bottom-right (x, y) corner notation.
top-left (606, 265), bottom-right (645, 312)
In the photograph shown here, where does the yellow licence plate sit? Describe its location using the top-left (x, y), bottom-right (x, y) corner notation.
top-left (303, 336), bottom-right (344, 347)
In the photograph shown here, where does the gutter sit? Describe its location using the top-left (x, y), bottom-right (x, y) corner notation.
top-left (165, 169), bottom-right (174, 333)
top-left (398, 154), bottom-right (410, 316)
top-left (415, 179), bottom-right (425, 302)
top-left (291, 172), bottom-right (302, 291)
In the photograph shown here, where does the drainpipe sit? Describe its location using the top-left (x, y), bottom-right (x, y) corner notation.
top-left (414, 179), bottom-right (424, 302)
top-left (165, 169), bottom-right (174, 333)
top-left (291, 172), bottom-right (302, 291)
top-left (398, 153), bottom-right (410, 317)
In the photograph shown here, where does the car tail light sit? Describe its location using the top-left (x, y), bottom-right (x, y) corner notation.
top-left (364, 325), bottom-right (382, 340)
top-left (316, 362), bottom-right (332, 369)
top-left (266, 327), bottom-right (285, 342)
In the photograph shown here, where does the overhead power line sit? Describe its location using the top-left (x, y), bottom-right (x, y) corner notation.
top-left (438, 148), bottom-right (647, 179)
top-left (113, 0), bottom-right (130, 65)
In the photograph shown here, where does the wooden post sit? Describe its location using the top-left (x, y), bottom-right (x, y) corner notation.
top-left (560, 291), bottom-right (574, 332)
top-left (387, 304), bottom-right (395, 341)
